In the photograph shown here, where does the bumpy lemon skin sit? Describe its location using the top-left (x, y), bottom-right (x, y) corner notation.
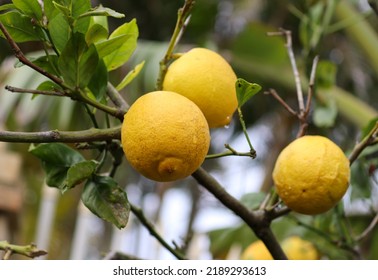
top-left (121, 91), bottom-right (210, 182)
top-left (162, 48), bottom-right (238, 128)
top-left (273, 135), bottom-right (350, 215)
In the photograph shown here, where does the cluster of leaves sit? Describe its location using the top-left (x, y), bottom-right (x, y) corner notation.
top-left (0, 0), bottom-right (144, 229)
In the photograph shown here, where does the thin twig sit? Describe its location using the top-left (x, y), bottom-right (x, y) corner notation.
top-left (130, 203), bottom-right (186, 260)
top-left (348, 121), bottom-right (378, 164)
top-left (0, 22), bottom-right (63, 85)
top-left (266, 32), bottom-right (320, 138)
top-left (268, 28), bottom-right (305, 113)
top-left (306, 55), bottom-right (319, 113)
top-left (5, 85), bottom-right (66, 97)
top-left (264, 89), bottom-right (297, 116)
top-left (356, 213), bottom-right (378, 242)
top-left (206, 143), bottom-right (255, 159)
top-left (0, 126), bottom-right (121, 143)
top-left (0, 241), bottom-right (47, 259)
top-left (107, 82), bottom-right (129, 113)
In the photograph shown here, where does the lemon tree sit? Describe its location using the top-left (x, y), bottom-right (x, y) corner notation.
top-left (121, 91), bottom-right (210, 182)
top-left (163, 48), bottom-right (238, 128)
top-left (1, 0), bottom-right (377, 261)
top-left (272, 135), bottom-right (350, 215)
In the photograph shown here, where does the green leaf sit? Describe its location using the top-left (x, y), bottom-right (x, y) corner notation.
top-left (78, 6), bottom-right (125, 19)
top-left (36, 80), bottom-right (63, 92)
top-left (116, 60), bottom-right (145, 91)
top-left (52, 2), bottom-right (71, 19)
top-left (82, 175), bottom-right (130, 229)
top-left (0, 11), bottom-right (43, 42)
top-left (85, 22), bottom-right (108, 45)
top-left (29, 143), bottom-right (85, 189)
top-left (0, 4), bottom-right (16, 12)
top-left (95, 34), bottom-right (129, 58)
top-left (208, 224), bottom-right (254, 258)
top-left (29, 54), bottom-right (60, 76)
top-left (58, 32), bottom-right (99, 88)
top-left (70, 0), bottom-right (91, 18)
top-left (361, 117), bottom-right (378, 139)
top-left (85, 14), bottom-right (109, 45)
top-left (316, 60), bottom-right (337, 88)
top-left (102, 19), bottom-right (138, 71)
top-left (313, 99), bottom-right (338, 128)
top-left (43, 0), bottom-right (60, 22)
top-left (62, 160), bottom-right (98, 193)
top-left (48, 13), bottom-right (71, 53)
top-left (240, 192), bottom-right (266, 210)
top-left (350, 160), bottom-right (373, 200)
top-left (88, 59), bottom-right (108, 101)
top-left (235, 78), bottom-right (262, 107)
top-left (13, 0), bottom-right (42, 21)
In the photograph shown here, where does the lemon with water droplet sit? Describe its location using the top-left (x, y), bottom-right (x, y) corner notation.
top-left (163, 48), bottom-right (238, 128)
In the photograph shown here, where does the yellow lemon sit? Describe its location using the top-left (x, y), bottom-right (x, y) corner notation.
top-left (121, 91), bottom-right (210, 182)
top-left (273, 135), bottom-right (350, 215)
top-left (163, 48), bottom-right (238, 128)
top-left (241, 236), bottom-right (318, 260)
top-left (240, 240), bottom-right (273, 260)
top-left (281, 236), bottom-right (319, 260)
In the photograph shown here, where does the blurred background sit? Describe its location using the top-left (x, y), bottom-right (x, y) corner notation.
top-left (0, 0), bottom-right (378, 259)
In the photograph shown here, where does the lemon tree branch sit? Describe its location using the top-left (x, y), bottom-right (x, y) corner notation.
top-left (107, 82), bottom-right (130, 113)
top-left (0, 127), bottom-right (121, 143)
top-left (192, 167), bottom-right (288, 260)
top-left (0, 241), bottom-right (47, 259)
top-left (348, 121), bottom-right (378, 165)
top-left (0, 22), bottom-right (63, 85)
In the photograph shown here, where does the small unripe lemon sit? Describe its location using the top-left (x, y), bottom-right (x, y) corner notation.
top-left (163, 48), bottom-right (238, 128)
top-left (121, 91), bottom-right (210, 182)
top-left (273, 135), bottom-right (350, 215)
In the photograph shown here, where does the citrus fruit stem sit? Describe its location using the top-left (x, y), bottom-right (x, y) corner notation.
top-left (237, 107), bottom-right (256, 158)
